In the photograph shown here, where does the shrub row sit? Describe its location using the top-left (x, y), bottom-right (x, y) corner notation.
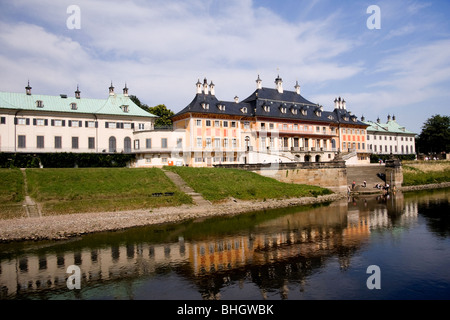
top-left (370, 154), bottom-right (416, 163)
top-left (0, 153), bottom-right (136, 168)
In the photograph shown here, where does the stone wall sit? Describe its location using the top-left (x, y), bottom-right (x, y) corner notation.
top-left (215, 161), bottom-right (348, 193)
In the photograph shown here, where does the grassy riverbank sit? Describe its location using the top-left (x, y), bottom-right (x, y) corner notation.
top-left (403, 161), bottom-right (450, 186)
top-left (165, 166), bottom-right (332, 202)
top-left (25, 168), bottom-right (192, 215)
top-left (0, 169), bottom-right (26, 219)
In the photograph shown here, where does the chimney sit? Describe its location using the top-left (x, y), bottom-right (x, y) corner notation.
top-left (342, 99), bottom-right (346, 110)
top-left (361, 115), bottom-right (365, 122)
top-left (377, 117), bottom-right (380, 124)
top-left (334, 98), bottom-right (339, 109)
top-left (123, 83), bottom-right (129, 96)
top-left (275, 75), bottom-right (283, 93)
top-left (294, 81), bottom-right (301, 95)
top-left (203, 78), bottom-right (209, 95)
top-left (196, 79), bottom-right (202, 94)
top-left (256, 75), bottom-right (262, 90)
top-left (209, 81), bottom-right (215, 96)
top-left (109, 81), bottom-right (115, 96)
top-left (75, 85), bottom-right (81, 99)
top-left (234, 96), bottom-right (239, 103)
top-left (25, 81), bottom-right (32, 95)
top-left (387, 114), bottom-right (391, 121)
top-left (392, 114), bottom-right (396, 121)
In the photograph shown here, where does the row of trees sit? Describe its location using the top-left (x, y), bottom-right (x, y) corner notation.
top-left (130, 94), bottom-right (449, 156)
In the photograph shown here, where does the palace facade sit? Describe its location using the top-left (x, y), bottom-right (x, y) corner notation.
top-left (363, 115), bottom-right (416, 157)
top-left (0, 82), bottom-right (157, 156)
top-left (3, 76), bottom-right (401, 168)
top-left (134, 75), bottom-right (370, 167)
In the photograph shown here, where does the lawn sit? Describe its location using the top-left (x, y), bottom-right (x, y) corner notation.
top-left (0, 169), bottom-right (26, 219)
top-left (403, 160), bottom-right (450, 186)
top-left (165, 166), bottom-right (332, 202)
top-left (25, 168), bottom-right (192, 215)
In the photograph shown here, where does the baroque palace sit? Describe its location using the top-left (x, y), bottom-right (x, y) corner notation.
top-left (0, 76), bottom-right (416, 167)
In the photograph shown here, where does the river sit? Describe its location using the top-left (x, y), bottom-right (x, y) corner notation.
top-left (0, 188), bottom-right (449, 300)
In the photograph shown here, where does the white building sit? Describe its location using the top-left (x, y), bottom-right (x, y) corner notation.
top-left (0, 82), bottom-right (157, 155)
top-left (363, 115), bottom-right (416, 157)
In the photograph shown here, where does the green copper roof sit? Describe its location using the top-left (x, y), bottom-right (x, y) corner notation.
top-left (0, 91), bottom-right (156, 118)
top-left (364, 119), bottom-right (416, 135)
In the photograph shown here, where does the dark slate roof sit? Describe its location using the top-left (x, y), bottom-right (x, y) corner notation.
top-left (173, 86), bottom-right (368, 127)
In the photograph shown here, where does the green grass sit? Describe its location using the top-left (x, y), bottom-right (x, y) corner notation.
top-left (25, 168), bottom-right (192, 215)
top-left (0, 169), bottom-right (27, 219)
top-left (403, 165), bottom-right (450, 186)
top-left (165, 166), bottom-right (332, 202)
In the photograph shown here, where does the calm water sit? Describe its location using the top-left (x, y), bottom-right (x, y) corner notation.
top-left (0, 188), bottom-right (449, 300)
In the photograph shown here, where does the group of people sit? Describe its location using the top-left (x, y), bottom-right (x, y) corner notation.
top-left (348, 179), bottom-right (393, 195)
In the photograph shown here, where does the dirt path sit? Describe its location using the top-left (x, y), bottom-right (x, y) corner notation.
top-left (20, 169), bottom-right (41, 218)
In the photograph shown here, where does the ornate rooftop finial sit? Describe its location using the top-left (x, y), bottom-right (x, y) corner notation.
top-left (25, 80), bottom-right (32, 95)
top-left (75, 84), bottom-right (81, 99)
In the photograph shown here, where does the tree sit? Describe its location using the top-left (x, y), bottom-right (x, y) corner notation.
top-left (130, 95), bottom-right (174, 127)
top-left (147, 104), bottom-right (174, 127)
top-left (416, 114), bottom-right (450, 155)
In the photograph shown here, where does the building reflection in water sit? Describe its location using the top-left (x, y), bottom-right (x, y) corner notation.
top-left (0, 191), bottom-right (420, 299)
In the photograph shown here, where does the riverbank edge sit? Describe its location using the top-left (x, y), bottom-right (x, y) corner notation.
top-left (0, 193), bottom-right (344, 243)
top-left (1, 182), bottom-right (449, 243)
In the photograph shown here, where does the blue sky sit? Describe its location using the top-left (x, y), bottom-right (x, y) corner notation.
top-left (1, 0), bottom-right (450, 134)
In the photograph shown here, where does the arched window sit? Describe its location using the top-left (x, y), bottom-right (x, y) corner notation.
top-left (124, 137), bottom-right (131, 153)
top-left (109, 136), bottom-right (116, 153)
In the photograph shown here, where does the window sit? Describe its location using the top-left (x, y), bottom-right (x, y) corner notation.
top-left (70, 120), bottom-right (80, 128)
top-left (161, 138), bottom-right (168, 149)
top-left (138, 123), bottom-right (145, 130)
top-left (214, 138), bottom-right (220, 148)
top-left (197, 138), bottom-right (202, 148)
top-left (18, 135), bottom-right (26, 148)
top-left (244, 122), bottom-right (250, 129)
top-left (55, 136), bottom-right (62, 149)
top-left (269, 123), bottom-right (274, 130)
top-left (241, 107), bottom-right (247, 113)
top-left (109, 136), bottom-right (116, 152)
top-left (134, 139), bottom-right (140, 150)
top-left (261, 123), bottom-right (266, 130)
top-left (263, 105), bottom-right (270, 112)
top-left (36, 100), bottom-right (44, 108)
top-left (123, 123), bottom-right (132, 129)
top-left (231, 121), bottom-right (236, 128)
top-left (72, 137), bottom-right (79, 149)
top-left (214, 120), bottom-right (220, 127)
top-left (121, 105), bottom-right (129, 113)
top-left (36, 119), bottom-right (45, 126)
top-left (223, 121), bottom-right (228, 128)
top-left (37, 136), bottom-right (44, 149)
top-left (85, 137), bottom-right (94, 150)
top-left (316, 126), bottom-right (320, 132)
top-left (223, 138), bottom-right (229, 149)
top-left (86, 121), bottom-right (96, 128)
top-left (0, 117), bottom-right (5, 124)
top-left (53, 120), bottom-right (63, 127)
top-left (206, 138), bottom-right (212, 148)
top-left (146, 139), bottom-right (152, 149)
top-left (124, 137), bottom-right (132, 153)
top-left (177, 138), bottom-right (182, 148)
top-left (232, 139), bottom-right (237, 148)
top-left (205, 120), bottom-right (211, 127)
top-left (196, 119), bottom-right (202, 126)
top-left (106, 122), bottom-right (116, 129)
top-left (70, 103), bottom-right (77, 110)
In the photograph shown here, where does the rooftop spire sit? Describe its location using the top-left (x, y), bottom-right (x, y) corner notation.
top-left (75, 84), bottom-right (81, 99)
top-left (25, 80), bottom-right (32, 95)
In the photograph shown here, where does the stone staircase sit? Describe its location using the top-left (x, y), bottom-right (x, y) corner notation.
top-left (346, 165), bottom-right (386, 192)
